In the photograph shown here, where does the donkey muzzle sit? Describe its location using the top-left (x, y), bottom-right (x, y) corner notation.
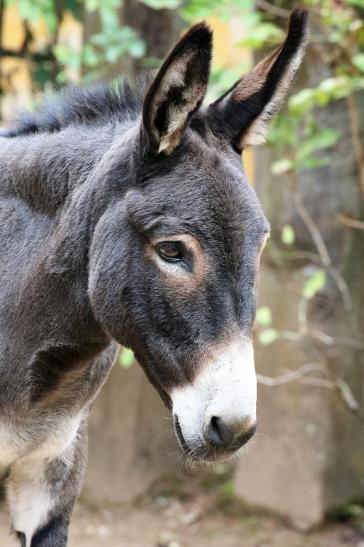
top-left (171, 336), bottom-right (257, 461)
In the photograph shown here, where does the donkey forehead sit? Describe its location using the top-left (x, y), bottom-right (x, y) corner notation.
top-left (141, 133), bottom-right (269, 244)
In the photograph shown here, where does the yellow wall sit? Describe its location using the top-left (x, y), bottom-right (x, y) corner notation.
top-left (1, 6), bottom-right (82, 122)
top-left (207, 16), bottom-right (254, 182)
top-left (2, 6), bottom-right (32, 118)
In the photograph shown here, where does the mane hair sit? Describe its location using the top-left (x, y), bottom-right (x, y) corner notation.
top-left (3, 77), bottom-right (152, 138)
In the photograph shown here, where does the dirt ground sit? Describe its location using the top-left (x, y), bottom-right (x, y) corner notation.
top-left (1, 476), bottom-right (363, 547)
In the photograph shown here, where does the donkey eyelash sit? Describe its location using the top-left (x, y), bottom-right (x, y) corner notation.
top-left (153, 240), bottom-right (195, 274)
top-left (156, 241), bottom-right (184, 263)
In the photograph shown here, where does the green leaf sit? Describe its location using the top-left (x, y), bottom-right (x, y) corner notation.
top-left (303, 269), bottom-right (326, 300)
top-left (139, 0), bottom-right (181, 7)
top-left (352, 53), bottom-right (364, 73)
top-left (209, 64), bottom-right (249, 100)
top-left (347, 0), bottom-right (364, 9)
top-left (330, 502), bottom-right (364, 520)
top-left (239, 23), bottom-right (284, 48)
top-left (271, 158), bottom-right (293, 176)
top-left (256, 307), bottom-right (272, 328)
top-left (300, 157), bottom-right (329, 170)
top-left (258, 329), bottom-right (279, 346)
top-left (82, 45), bottom-right (101, 67)
top-left (289, 88), bottom-right (316, 115)
top-left (181, 0), bottom-right (248, 22)
top-left (119, 347), bottom-right (135, 368)
top-left (296, 129), bottom-right (340, 163)
top-left (281, 224), bottom-right (295, 246)
top-left (105, 45), bottom-right (125, 64)
top-left (90, 25), bottom-right (146, 64)
top-left (128, 41), bottom-right (146, 59)
top-left (344, 503), bottom-right (363, 518)
top-left (65, 0), bottom-right (83, 20)
top-left (86, 0), bottom-right (120, 10)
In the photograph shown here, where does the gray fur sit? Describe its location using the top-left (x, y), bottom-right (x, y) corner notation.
top-left (0, 12), bottom-right (307, 546)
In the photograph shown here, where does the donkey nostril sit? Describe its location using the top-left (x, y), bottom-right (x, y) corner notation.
top-left (210, 416), bottom-right (222, 442)
top-left (205, 416), bottom-right (234, 448)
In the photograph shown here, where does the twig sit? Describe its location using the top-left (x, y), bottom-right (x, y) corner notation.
top-left (338, 213), bottom-right (364, 232)
top-left (293, 194), bottom-right (352, 311)
top-left (311, 10), bottom-right (359, 73)
top-left (347, 94), bottom-right (364, 199)
top-left (0, 48), bottom-right (54, 63)
top-left (255, 0), bottom-right (291, 18)
top-left (274, 249), bottom-right (352, 309)
top-left (294, 194), bottom-right (331, 266)
top-left (278, 326), bottom-right (363, 349)
top-left (300, 377), bottom-right (334, 389)
top-left (300, 377), bottom-right (364, 423)
top-left (258, 365), bottom-right (364, 423)
top-left (307, 328), bottom-right (363, 349)
top-left (311, 10), bottom-right (364, 199)
top-left (257, 363), bottom-right (325, 386)
top-left (274, 249), bottom-right (322, 262)
top-left (297, 298), bottom-right (308, 335)
top-left (326, 265), bottom-right (352, 312)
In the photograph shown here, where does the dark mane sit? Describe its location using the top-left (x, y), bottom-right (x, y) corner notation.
top-left (2, 77), bottom-right (151, 138)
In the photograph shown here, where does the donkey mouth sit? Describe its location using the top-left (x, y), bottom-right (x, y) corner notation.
top-left (173, 414), bottom-right (256, 463)
top-left (173, 414), bottom-right (190, 456)
top-left (173, 414), bottom-right (232, 463)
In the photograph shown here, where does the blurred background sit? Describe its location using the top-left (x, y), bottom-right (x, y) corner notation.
top-left (0, 0), bottom-right (364, 545)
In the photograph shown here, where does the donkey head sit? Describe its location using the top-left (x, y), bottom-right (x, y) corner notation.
top-left (88, 9), bottom-right (308, 462)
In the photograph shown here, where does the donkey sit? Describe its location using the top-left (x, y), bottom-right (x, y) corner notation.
top-left (0, 9), bottom-right (308, 546)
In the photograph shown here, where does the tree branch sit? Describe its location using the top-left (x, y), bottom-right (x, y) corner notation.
top-left (347, 93), bottom-right (364, 200)
top-left (258, 365), bottom-right (364, 423)
top-left (293, 194), bottom-right (352, 311)
top-left (257, 363), bottom-right (325, 386)
top-left (255, 0), bottom-right (291, 19)
top-left (294, 193), bottom-right (331, 266)
top-left (338, 213), bottom-right (364, 232)
top-left (0, 48), bottom-right (55, 62)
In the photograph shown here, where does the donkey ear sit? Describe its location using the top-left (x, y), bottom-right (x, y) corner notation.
top-left (142, 23), bottom-right (212, 155)
top-left (208, 9), bottom-right (308, 151)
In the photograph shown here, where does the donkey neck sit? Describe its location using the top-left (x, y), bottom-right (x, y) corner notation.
top-left (0, 122), bottom-right (129, 215)
top-left (0, 121), bottom-right (139, 385)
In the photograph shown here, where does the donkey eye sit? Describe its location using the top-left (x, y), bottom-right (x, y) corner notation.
top-left (156, 241), bottom-right (183, 262)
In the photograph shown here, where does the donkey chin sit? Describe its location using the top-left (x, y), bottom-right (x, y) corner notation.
top-left (170, 337), bottom-right (257, 463)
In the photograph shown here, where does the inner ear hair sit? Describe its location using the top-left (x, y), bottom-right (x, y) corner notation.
top-left (208, 8), bottom-right (309, 151)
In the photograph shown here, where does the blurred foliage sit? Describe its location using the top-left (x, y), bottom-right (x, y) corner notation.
top-left (256, 263), bottom-right (327, 347)
top-left (119, 346), bottom-right (135, 368)
top-left (4, 0), bottom-right (362, 180)
top-left (67, 0), bottom-right (145, 76)
top-left (280, 224), bottom-right (295, 246)
top-left (302, 269), bottom-right (326, 300)
top-left (328, 501), bottom-right (364, 522)
top-left (4, 0), bottom-right (363, 167)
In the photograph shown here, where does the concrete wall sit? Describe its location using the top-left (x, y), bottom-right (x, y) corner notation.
top-left (84, 362), bottom-right (178, 504)
top-left (235, 267), bottom-right (364, 528)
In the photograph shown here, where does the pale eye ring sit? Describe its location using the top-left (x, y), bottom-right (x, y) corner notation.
top-left (156, 241), bottom-right (183, 262)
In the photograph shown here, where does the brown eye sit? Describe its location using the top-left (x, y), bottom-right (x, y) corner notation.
top-left (156, 241), bottom-right (183, 262)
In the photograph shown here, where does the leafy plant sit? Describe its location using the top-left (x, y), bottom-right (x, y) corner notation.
top-left (119, 347), bottom-right (135, 368)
